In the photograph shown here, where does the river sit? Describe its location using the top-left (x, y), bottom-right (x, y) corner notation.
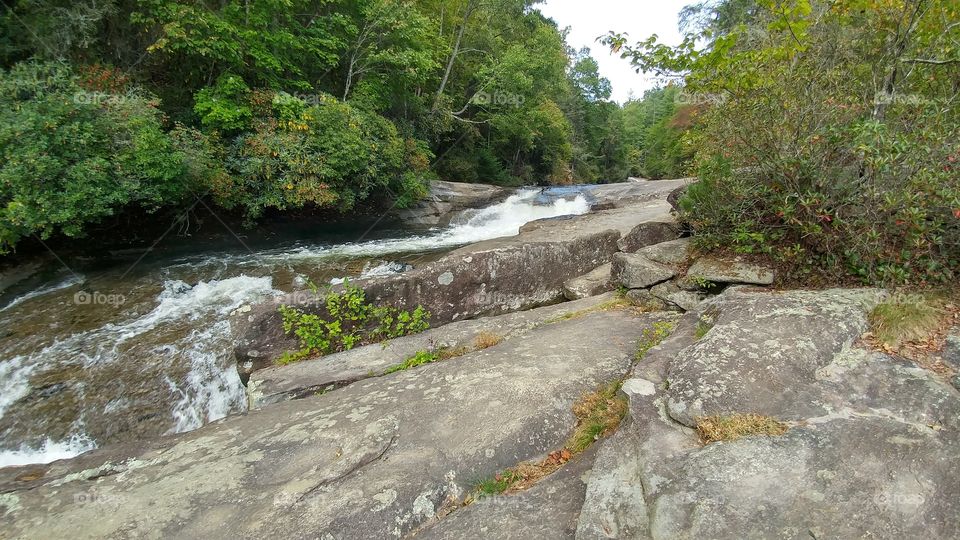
top-left (0, 187), bottom-right (593, 467)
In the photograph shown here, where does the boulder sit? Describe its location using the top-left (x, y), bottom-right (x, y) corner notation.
top-left (665, 288), bottom-right (884, 424)
top-left (579, 287), bottom-right (960, 539)
top-left (617, 220), bottom-right (681, 253)
top-left (649, 281), bottom-right (705, 312)
top-left (625, 289), bottom-right (669, 312)
top-left (635, 237), bottom-right (693, 267)
top-left (562, 264), bottom-right (613, 300)
top-left (687, 255), bottom-right (775, 285)
top-left (397, 180), bottom-right (510, 226)
top-left (232, 231), bottom-right (620, 374)
top-left (611, 253), bottom-right (675, 290)
top-left (0, 310), bottom-right (676, 540)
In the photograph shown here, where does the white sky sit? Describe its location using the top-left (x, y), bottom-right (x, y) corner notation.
top-left (536, 0), bottom-right (689, 103)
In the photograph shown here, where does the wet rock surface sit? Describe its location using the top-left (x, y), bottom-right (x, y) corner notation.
top-left (396, 180), bottom-right (510, 226)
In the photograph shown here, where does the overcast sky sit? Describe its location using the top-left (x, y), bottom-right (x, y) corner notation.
top-left (536, 0), bottom-right (689, 103)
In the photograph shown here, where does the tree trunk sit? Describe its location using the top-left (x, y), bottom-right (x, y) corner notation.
top-left (433, 0), bottom-right (478, 111)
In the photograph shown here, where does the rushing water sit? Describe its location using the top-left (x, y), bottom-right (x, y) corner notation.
top-left (0, 188), bottom-right (592, 467)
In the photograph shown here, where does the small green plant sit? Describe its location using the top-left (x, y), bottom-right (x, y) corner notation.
top-left (694, 307), bottom-right (719, 340)
top-left (635, 320), bottom-right (677, 360)
top-left (689, 275), bottom-right (714, 289)
top-left (615, 285), bottom-right (629, 298)
top-left (475, 470), bottom-right (522, 496)
top-left (277, 281), bottom-right (430, 364)
top-left (382, 350), bottom-right (440, 375)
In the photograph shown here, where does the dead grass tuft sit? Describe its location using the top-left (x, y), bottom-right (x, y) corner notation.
top-left (869, 294), bottom-right (945, 349)
top-left (473, 331), bottom-right (504, 350)
top-left (568, 380), bottom-right (628, 453)
top-left (696, 414), bottom-right (788, 444)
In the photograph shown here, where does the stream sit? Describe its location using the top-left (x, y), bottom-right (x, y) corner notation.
top-left (0, 187), bottom-right (593, 467)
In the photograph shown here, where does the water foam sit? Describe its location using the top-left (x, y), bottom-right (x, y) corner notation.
top-left (0, 275), bottom-right (280, 461)
top-left (0, 356), bottom-right (35, 418)
top-left (201, 188), bottom-right (591, 268)
top-left (0, 434), bottom-right (96, 468)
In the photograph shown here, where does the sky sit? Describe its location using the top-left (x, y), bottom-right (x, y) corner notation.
top-left (536, 0), bottom-right (689, 103)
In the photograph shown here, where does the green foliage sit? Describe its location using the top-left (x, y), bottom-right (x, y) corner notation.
top-left (277, 281), bottom-right (430, 364)
top-left (0, 61), bottom-right (203, 252)
top-left (609, 0), bottom-right (960, 285)
top-left (193, 74), bottom-right (253, 133)
top-left (619, 86), bottom-right (695, 179)
top-left (0, 0), bottom-right (653, 251)
top-left (635, 320), bottom-right (677, 360)
top-left (382, 350), bottom-right (441, 375)
top-left (222, 92), bottom-right (432, 218)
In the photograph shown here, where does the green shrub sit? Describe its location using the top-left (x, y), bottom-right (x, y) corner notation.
top-left (193, 73), bottom-right (253, 134)
top-left (277, 282), bottom-right (430, 364)
top-left (0, 61), bottom-right (204, 252)
top-left (221, 93), bottom-right (432, 218)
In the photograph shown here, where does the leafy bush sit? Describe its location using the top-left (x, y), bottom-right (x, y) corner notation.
top-left (0, 61), bottom-right (206, 252)
top-left (277, 281), bottom-right (430, 364)
top-left (221, 92), bottom-right (432, 218)
top-left (193, 73), bottom-right (253, 134)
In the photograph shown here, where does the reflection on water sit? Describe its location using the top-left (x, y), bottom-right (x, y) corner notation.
top-left (0, 187), bottom-right (592, 467)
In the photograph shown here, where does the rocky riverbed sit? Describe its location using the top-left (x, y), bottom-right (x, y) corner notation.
top-left (2, 179), bottom-right (958, 539)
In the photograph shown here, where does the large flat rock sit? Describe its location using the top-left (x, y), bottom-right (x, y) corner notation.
top-left (1, 310), bottom-right (675, 540)
top-left (577, 288), bottom-right (960, 539)
top-left (665, 288), bottom-right (885, 424)
top-left (248, 294), bottom-right (619, 408)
